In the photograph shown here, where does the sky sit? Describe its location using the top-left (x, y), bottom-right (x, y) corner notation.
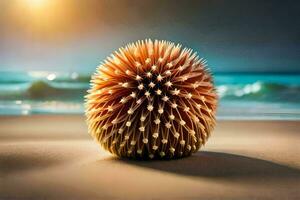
top-left (0, 0), bottom-right (299, 73)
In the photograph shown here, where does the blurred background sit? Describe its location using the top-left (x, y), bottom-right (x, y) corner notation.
top-left (0, 0), bottom-right (299, 119)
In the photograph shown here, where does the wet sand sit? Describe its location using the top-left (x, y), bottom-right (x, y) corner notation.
top-left (1, 115), bottom-right (299, 200)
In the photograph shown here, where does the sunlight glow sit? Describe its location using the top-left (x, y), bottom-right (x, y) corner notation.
top-left (10, 0), bottom-right (70, 38)
top-left (25, 0), bottom-right (48, 8)
top-left (8, 0), bottom-right (93, 40)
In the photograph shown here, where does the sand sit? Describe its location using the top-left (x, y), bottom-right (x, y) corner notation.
top-left (0, 115), bottom-right (299, 200)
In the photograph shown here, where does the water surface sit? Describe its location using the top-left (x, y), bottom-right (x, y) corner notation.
top-left (0, 71), bottom-right (299, 120)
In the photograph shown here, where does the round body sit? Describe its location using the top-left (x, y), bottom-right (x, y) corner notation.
top-left (85, 39), bottom-right (217, 159)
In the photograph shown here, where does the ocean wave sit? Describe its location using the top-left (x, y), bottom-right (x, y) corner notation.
top-left (0, 80), bottom-right (88, 101)
top-left (0, 80), bottom-right (299, 103)
top-left (0, 71), bottom-right (91, 84)
top-left (27, 71), bottom-right (91, 83)
top-left (217, 81), bottom-right (300, 102)
top-left (1, 71), bottom-right (300, 118)
top-left (1, 71), bottom-right (300, 103)
top-left (27, 80), bottom-right (88, 100)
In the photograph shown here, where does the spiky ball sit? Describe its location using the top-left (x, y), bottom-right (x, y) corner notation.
top-left (85, 39), bottom-right (217, 159)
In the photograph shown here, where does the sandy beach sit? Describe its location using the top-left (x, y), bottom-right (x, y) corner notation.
top-left (0, 115), bottom-right (299, 200)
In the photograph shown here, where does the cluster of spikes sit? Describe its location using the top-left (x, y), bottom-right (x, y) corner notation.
top-left (85, 39), bottom-right (217, 159)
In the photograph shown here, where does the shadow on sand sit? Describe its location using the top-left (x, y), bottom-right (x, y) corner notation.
top-left (102, 151), bottom-right (300, 178)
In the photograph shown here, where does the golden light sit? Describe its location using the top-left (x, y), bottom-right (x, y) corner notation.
top-left (9, 0), bottom-right (71, 39)
top-left (25, 0), bottom-right (48, 9)
top-left (8, 0), bottom-right (97, 40)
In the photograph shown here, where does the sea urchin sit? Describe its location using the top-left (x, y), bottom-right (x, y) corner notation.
top-left (85, 39), bottom-right (217, 159)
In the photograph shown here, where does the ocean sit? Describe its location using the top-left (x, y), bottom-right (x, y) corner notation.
top-left (0, 70), bottom-right (299, 120)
